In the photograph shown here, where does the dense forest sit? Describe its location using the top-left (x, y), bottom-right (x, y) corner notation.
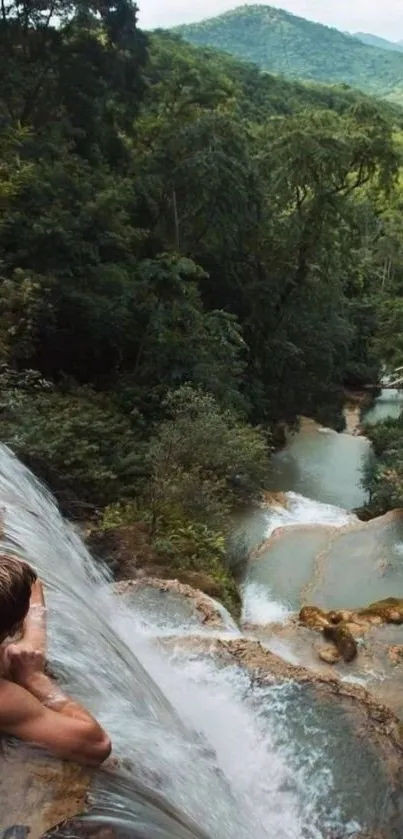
top-left (2, 0), bottom-right (403, 606)
top-left (173, 5), bottom-right (403, 104)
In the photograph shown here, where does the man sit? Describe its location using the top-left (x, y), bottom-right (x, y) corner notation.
top-left (0, 554), bottom-right (111, 766)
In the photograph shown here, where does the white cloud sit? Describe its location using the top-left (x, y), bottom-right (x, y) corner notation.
top-left (138, 0), bottom-right (403, 42)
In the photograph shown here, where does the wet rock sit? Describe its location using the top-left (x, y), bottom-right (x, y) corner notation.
top-left (113, 577), bottom-right (227, 628)
top-left (358, 598), bottom-right (403, 625)
top-left (328, 609), bottom-right (352, 624)
top-left (171, 570), bottom-right (225, 600)
top-left (299, 599), bottom-right (403, 668)
top-left (248, 619), bottom-right (403, 719)
top-left (323, 623), bottom-right (358, 662)
top-left (260, 490), bottom-right (289, 508)
top-left (353, 505), bottom-right (378, 522)
top-left (318, 644), bottom-right (342, 664)
top-left (0, 743), bottom-right (91, 839)
top-left (299, 605), bottom-right (331, 629)
top-left (387, 645), bottom-right (403, 666)
top-left (156, 635), bottom-right (403, 768)
top-left (87, 526), bottom-right (240, 617)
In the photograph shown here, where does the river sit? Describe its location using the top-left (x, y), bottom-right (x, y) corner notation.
top-left (241, 390), bottom-right (403, 729)
top-left (242, 390), bottom-right (403, 623)
top-left (2, 390), bottom-right (403, 839)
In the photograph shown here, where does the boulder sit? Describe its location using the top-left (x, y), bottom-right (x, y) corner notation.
top-left (171, 571), bottom-right (223, 600)
top-left (358, 598), bottom-right (403, 625)
top-left (323, 623), bottom-right (358, 663)
top-left (299, 605), bottom-right (331, 630)
top-left (318, 644), bottom-right (342, 665)
top-left (387, 645), bottom-right (403, 666)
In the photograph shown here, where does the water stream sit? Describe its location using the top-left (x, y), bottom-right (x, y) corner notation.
top-left (0, 446), bottom-right (314, 839)
top-left (242, 393), bottom-right (403, 623)
top-left (2, 389), bottom-right (403, 838)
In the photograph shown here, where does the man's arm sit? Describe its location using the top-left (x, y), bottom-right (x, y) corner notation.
top-left (21, 579), bottom-right (47, 655)
top-left (0, 577), bottom-right (112, 765)
top-left (0, 675), bottom-right (111, 766)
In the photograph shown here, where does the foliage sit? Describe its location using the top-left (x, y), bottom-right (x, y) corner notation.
top-left (1, 25), bottom-right (399, 432)
top-left (173, 5), bottom-right (403, 105)
top-left (146, 385), bottom-right (271, 529)
top-left (2, 3), bottom-right (403, 594)
top-left (0, 377), bottom-right (146, 509)
top-left (100, 500), bottom-right (240, 614)
top-left (362, 415), bottom-right (403, 513)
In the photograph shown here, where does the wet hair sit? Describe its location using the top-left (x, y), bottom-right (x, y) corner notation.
top-left (0, 554), bottom-right (37, 639)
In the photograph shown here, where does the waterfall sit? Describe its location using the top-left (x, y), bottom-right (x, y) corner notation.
top-left (0, 446), bottom-right (311, 839)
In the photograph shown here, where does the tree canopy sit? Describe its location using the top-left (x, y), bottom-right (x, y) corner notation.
top-left (1, 8), bottom-right (403, 541)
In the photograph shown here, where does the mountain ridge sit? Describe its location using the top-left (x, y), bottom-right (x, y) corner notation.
top-left (353, 32), bottom-right (403, 54)
top-left (171, 5), bottom-right (403, 105)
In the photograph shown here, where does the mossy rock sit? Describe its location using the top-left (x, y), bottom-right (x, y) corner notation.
top-left (87, 524), bottom-right (241, 619)
top-left (318, 644), bottom-right (342, 665)
top-left (86, 523), bottom-right (153, 578)
top-left (166, 565), bottom-right (241, 619)
top-left (327, 609), bottom-right (353, 624)
top-left (358, 598), bottom-right (403, 624)
top-left (299, 605), bottom-right (330, 629)
top-left (173, 570), bottom-right (227, 599)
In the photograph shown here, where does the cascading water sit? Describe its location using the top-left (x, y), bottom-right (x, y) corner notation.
top-left (0, 445), bottom-right (321, 839)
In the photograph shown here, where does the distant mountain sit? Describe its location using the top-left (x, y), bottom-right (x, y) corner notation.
top-left (354, 32), bottom-right (403, 53)
top-left (172, 5), bottom-right (403, 104)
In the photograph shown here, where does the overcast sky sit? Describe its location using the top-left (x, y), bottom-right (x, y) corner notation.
top-left (139, 0), bottom-right (403, 42)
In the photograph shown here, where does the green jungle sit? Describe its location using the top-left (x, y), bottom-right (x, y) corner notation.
top-left (2, 0), bottom-right (403, 613)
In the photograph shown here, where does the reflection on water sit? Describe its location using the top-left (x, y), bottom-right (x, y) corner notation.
top-left (242, 389), bottom-right (403, 622)
top-left (267, 425), bottom-right (370, 510)
top-left (310, 516), bottom-right (403, 610)
top-left (121, 586), bottom-right (204, 632)
top-left (364, 388), bottom-right (403, 426)
top-left (245, 514), bottom-right (403, 615)
top-left (246, 528), bottom-right (330, 610)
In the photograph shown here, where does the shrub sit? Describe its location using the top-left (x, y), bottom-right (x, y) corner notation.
top-left (363, 414), bottom-right (403, 513)
top-left (146, 384), bottom-right (271, 530)
top-left (0, 376), bottom-right (146, 509)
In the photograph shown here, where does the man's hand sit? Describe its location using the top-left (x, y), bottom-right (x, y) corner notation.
top-left (4, 643), bottom-right (46, 687)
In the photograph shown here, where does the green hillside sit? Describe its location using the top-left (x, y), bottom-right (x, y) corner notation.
top-left (172, 5), bottom-right (403, 104)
